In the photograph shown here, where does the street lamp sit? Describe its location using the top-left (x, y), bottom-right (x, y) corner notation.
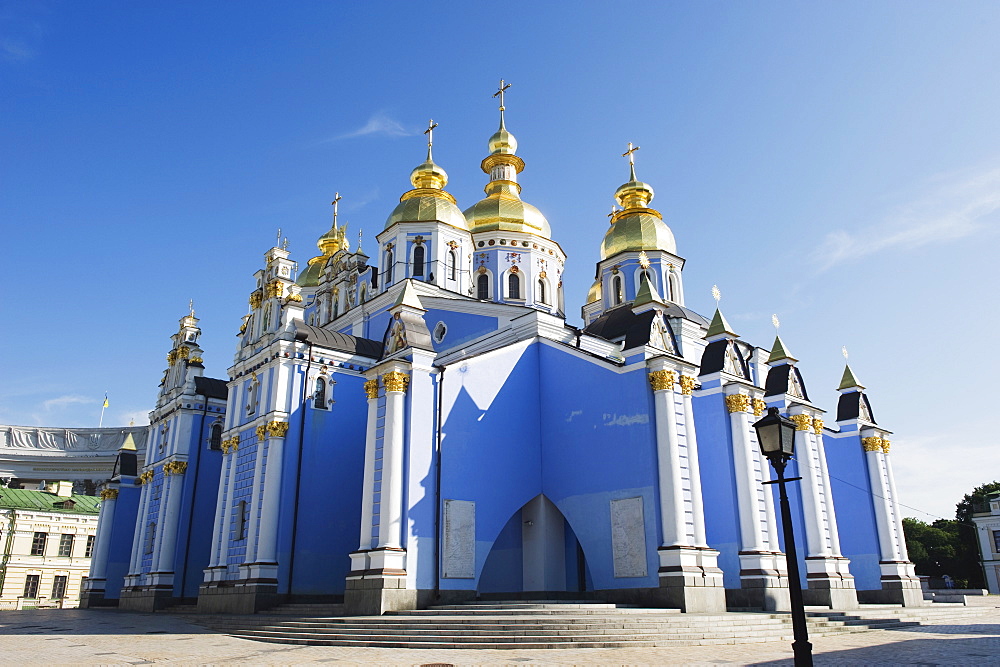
top-left (753, 406), bottom-right (813, 666)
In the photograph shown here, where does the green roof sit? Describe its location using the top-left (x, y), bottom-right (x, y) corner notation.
top-left (837, 363), bottom-right (865, 391)
top-left (705, 308), bottom-right (738, 338)
top-left (632, 274), bottom-right (663, 308)
top-left (0, 488), bottom-right (101, 515)
top-left (767, 335), bottom-right (797, 363)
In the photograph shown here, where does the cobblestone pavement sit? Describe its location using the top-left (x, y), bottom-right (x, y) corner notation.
top-left (1, 600), bottom-right (999, 666)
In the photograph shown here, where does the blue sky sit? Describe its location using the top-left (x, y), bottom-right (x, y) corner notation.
top-left (2, 1), bottom-right (999, 520)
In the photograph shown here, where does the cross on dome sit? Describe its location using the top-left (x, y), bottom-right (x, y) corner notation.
top-left (493, 79), bottom-right (511, 110)
top-left (424, 119), bottom-right (438, 148)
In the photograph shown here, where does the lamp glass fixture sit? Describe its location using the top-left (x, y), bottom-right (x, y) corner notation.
top-left (753, 407), bottom-right (796, 459)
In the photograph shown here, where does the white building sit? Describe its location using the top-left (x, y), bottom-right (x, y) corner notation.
top-left (972, 491), bottom-right (1000, 594)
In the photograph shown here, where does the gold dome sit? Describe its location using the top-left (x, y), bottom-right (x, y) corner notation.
top-left (464, 188), bottom-right (550, 237)
top-left (586, 278), bottom-right (602, 304)
top-left (385, 138), bottom-right (469, 231)
top-left (488, 124), bottom-right (517, 155)
top-left (296, 256), bottom-right (325, 287)
top-left (409, 154), bottom-right (448, 190)
top-left (601, 161), bottom-right (675, 259)
top-left (601, 210), bottom-right (676, 259)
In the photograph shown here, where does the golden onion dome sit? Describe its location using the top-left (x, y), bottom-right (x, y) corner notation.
top-left (601, 164), bottom-right (675, 259)
top-left (384, 138), bottom-right (469, 230)
top-left (488, 124), bottom-right (517, 155)
top-left (463, 191), bottom-right (550, 237)
top-left (601, 210), bottom-right (676, 259)
top-left (587, 278), bottom-right (602, 304)
top-left (296, 257), bottom-right (325, 287)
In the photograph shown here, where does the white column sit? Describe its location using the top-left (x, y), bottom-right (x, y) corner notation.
top-left (727, 393), bottom-right (767, 552)
top-left (883, 446), bottom-right (908, 561)
top-left (358, 380), bottom-right (379, 550)
top-left (792, 415), bottom-right (829, 557)
top-left (155, 467), bottom-right (186, 574)
top-left (680, 376), bottom-right (707, 548)
top-left (651, 371), bottom-right (686, 546)
top-left (864, 441), bottom-right (896, 561)
top-left (378, 370), bottom-right (408, 550)
top-left (243, 426), bottom-right (267, 564)
top-left (255, 427), bottom-right (286, 565)
top-left (208, 444), bottom-right (239, 571)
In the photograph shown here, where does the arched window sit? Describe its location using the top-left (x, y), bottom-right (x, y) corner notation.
top-left (386, 250), bottom-right (394, 283)
top-left (477, 274), bottom-right (490, 300)
top-left (209, 422), bottom-right (222, 450)
top-left (313, 377), bottom-right (327, 409)
top-left (668, 274), bottom-right (679, 302)
top-left (508, 272), bottom-right (520, 299)
top-left (613, 275), bottom-right (623, 305)
top-left (448, 250), bottom-right (457, 280)
top-left (538, 279), bottom-right (547, 304)
top-left (245, 383), bottom-right (256, 415)
top-left (413, 245), bottom-right (425, 277)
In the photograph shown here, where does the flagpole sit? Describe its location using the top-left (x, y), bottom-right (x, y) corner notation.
top-left (99, 392), bottom-right (108, 428)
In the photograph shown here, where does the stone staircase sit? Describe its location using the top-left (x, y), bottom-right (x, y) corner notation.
top-left (190, 600), bottom-right (996, 649)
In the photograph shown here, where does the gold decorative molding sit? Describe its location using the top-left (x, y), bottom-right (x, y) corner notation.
top-left (264, 279), bottom-right (284, 299)
top-left (99, 488), bottom-right (119, 500)
top-left (790, 414), bottom-right (812, 431)
top-left (862, 436), bottom-right (884, 452)
top-left (249, 291), bottom-right (263, 309)
top-left (287, 293), bottom-right (303, 303)
top-left (267, 421), bottom-right (289, 438)
top-left (382, 371), bottom-right (410, 393)
top-left (163, 460), bottom-right (188, 475)
top-left (881, 438), bottom-right (891, 454)
top-left (189, 355), bottom-right (203, 364)
top-left (137, 470), bottom-right (154, 485)
top-left (725, 394), bottom-right (750, 413)
top-left (363, 379), bottom-right (379, 399)
top-left (812, 418), bottom-right (824, 434)
top-left (679, 375), bottom-right (697, 396)
top-left (255, 424), bottom-right (268, 441)
top-left (221, 437), bottom-right (240, 454)
top-left (166, 349), bottom-right (177, 366)
top-left (752, 398), bottom-right (766, 417)
top-left (176, 346), bottom-right (190, 359)
top-left (648, 370), bottom-right (676, 392)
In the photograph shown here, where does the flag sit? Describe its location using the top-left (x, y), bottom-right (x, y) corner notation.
top-left (103, 395), bottom-right (109, 409)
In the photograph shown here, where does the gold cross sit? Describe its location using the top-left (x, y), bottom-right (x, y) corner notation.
top-left (607, 205), bottom-right (618, 218)
top-left (331, 192), bottom-right (342, 224)
top-left (623, 142), bottom-right (640, 166)
top-left (493, 79), bottom-right (511, 110)
top-left (188, 299), bottom-right (194, 317)
top-left (424, 119), bottom-right (438, 147)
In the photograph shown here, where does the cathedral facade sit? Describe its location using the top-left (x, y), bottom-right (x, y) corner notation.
top-left (84, 98), bottom-right (921, 615)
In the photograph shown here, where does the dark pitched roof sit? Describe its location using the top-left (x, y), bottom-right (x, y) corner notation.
top-left (194, 376), bottom-right (229, 399)
top-left (763, 363), bottom-right (810, 401)
top-left (0, 488), bottom-right (101, 514)
top-left (585, 303), bottom-right (709, 343)
top-left (294, 322), bottom-right (383, 359)
top-left (836, 390), bottom-right (876, 423)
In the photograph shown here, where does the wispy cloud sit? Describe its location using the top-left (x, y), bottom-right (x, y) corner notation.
top-left (0, 38), bottom-right (34, 61)
top-left (42, 395), bottom-right (93, 411)
top-left (811, 166), bottom-right (1000, 271)
top-left (326, 112), bottom-right (413, 142)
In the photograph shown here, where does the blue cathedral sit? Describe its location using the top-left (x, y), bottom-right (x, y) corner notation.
top-left (82, 94), bottom-right (921, 616)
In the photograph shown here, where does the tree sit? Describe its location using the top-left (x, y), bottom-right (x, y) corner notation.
top-left (956, 481), bottom-right (1000, 524)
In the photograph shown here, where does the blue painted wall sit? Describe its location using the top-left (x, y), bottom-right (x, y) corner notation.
top-left (102, 484), bottom-right (141, 599)
top-left (825, 431), bottom-right (882, 591)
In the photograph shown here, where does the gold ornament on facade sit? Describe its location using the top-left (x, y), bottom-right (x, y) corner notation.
top-left (265, 279), bottom-right (284, 299)
top-left (136, 470), bottom-right (154, 485)
top-left (861, 436), bottom-right (884, 452)
top-left (679, 375), bottom-right (697, 396)
top-left (648, 370), bottom-right (676, 392)
top-left (725, 394), bottom-right (751, 413)
top-left (163, 460), bottom-right (188, 476)
top-left (256, 424), bottom-right (268, 441)
top-left (287, 293), bottom-right (303, 302)
top-left (752, 398), bottom-right (766, 417)
top-left (382, 371), bottom-right (410, 393)
top-left (166, 349), bottom-right (177, 366)
top-left (267, 421), bottom-right (290, 438)
top-left (812, 418), bottom-right (824, 434)
top-left (176, 346), bottom-right (190, 359)
top-left (249, 291), bottom-right (263, 309)
top-left (99, 488), bottom-right (119, 500)
top-left (221, 437), bottom-right (239, 455)
top-left (363, 379), bottom-right (379, 399)
top-left (881, 439), bottom-right (891, 454)
top-left (189, 355), bottom-right (203, 364)
top-left (790, 414), bottom-right (812, 431)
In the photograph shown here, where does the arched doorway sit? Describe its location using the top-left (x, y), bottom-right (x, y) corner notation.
top-left (479, 495), bottom-right (592, 596)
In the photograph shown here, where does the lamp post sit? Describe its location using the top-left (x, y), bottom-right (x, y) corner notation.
top-left (753, 406), bottom-right (813, 666)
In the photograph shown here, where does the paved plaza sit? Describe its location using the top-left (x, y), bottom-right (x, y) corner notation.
top-left (1, 600), bottom-right (999, 666)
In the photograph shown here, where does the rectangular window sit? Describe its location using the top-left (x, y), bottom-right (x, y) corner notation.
top-left (23, 574), bottom-right (40, 599)
top-left (993, 530), bottom-right (1000, 553)
top-left (85, 535), bottom-right (96, 558)
top-left (144, 522), bottom-right (156, 554)
top-left (58, 534), bottom-right (74, 557)
top-left (51, 575), bottom-right (67, 599)
top-left (30, 532), bottom-right (47, 556)
top-left (235, 500), bottom-right (249, 541)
